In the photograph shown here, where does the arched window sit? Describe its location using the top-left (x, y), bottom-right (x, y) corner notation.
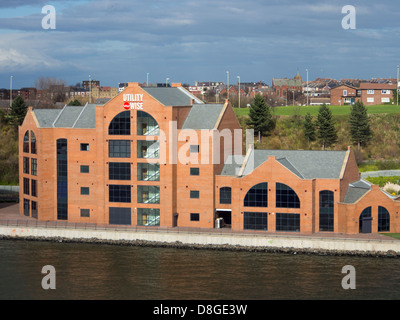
top-left (108, 111), bottom-right (131, 135)
top-left (244, 183), bottom-right (268, 207)
top-left (23, 131), bottom-right (29, 153)
top-left (30, 131), bottom-right (37, 154)
top-left (319, 190), bottom-right (334, 232)
top-left (359, 207), bottom-right (372, 233)
top-left (137, 111), bottom-right (159, 136)
top-left (378, 206), bottom-right (390, 232)
top-left (220, 187), bottom-right (231, 204)
top-left (276, 183), bottom-right (300, 208)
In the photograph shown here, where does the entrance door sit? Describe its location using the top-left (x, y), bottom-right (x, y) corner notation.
top-left (216, 210), bottom-right (231, 228)
top-left (361, 217), bottom-right (372, 234)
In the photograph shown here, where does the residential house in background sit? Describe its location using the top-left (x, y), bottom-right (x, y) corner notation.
top-left (359, 83), bottom-right (396, 106)
top-left (330, 84), bottom-right (360, 106)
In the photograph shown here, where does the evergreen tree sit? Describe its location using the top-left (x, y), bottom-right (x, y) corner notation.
top-left (316, 104), bottom-right (338, 150)
top-left (348, 101), bottom-right (372, 151)
top-left (303, 112), bottom-right (316, 145)
top-left (246, 94), bottom-right (275, 142)
top-left (68, 99), bottom-right (82, 106)
top-left (9, 95), bottom-right (27, 126)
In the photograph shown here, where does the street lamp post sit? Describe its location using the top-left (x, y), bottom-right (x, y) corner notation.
top-left (166, 78), bottom-right (169, 87)
top-left (147, 73), bottom-right (149, 87)
top-left (9, 76), bottom-right (13, 109)
top-left (306, 69), bottom-right (309, 106)
top-left (226, 71), bottom-right (229, 100)
top-left (397, 65), bottom-right (399, 107)
top-left (237, 76), bottom-right (240, 108)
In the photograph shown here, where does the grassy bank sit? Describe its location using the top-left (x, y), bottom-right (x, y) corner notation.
top-left (234, 104), bottom-right (400, 117)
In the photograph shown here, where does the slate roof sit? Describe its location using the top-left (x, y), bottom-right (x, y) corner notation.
top-left (181, 104), bottom-right (225, 130)
top-left (142, 87), bottom-right (203, 106)
top-left (342, 179), bottom-right (372, 204)
top-left (33, 103), bottom-right (99, 129)
top-left (220, 149), bottom-right (348, 179)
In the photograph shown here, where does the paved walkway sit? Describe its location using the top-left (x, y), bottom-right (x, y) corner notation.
top-left (0, 203), bottom-right (395, 242)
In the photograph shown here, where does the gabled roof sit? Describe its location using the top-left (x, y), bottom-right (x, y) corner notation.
top-left (141, 86), bottom-right (203, 106)
top-left (342, 179), bottom-right (372, 204)
top-left (220, 149), bottom-right (348, 179)
top-left (181, 104), bottom-right (225, 130)
top-left (33, 103), bottom-right (99, 129)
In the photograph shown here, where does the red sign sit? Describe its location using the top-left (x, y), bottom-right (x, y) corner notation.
top-left (123, 102), bottom-right (130, 110)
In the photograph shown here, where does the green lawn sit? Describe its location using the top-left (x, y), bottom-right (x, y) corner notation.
top-left (381, 233), bottom-right (400, 240)
top-left (234, 105), bottom-right (400, 117)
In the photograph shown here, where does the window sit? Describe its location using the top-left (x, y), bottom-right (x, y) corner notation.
top-left (31, 159), bottom-right (37, 176)
top-left (319, 191), bottom-right (334, 232)
top-left (31, 180), bottom-right (37, 197)
top-left (137, 163), bottom-right (160, 181)
top-left (367, 90), bottom-right (374, 94)
top-left (109, 162), bottom-right (131, 180)
top-left (109, 185), bottom-right (131, 203)
top-left (190, 213), bottom-right (200, 221)
top-left (31, 201), bottom-right (38, 219)
top-left (382, 90), bottom-right (391, 94)
top-left (80, 165), bottom-right (90, 173)
top-left (190, 168), bottom-right (200, 176)
top-left (190, 145), bottom-right (199, 153)
top-left (80, 143), bottom-right (89, 151)
top-left (378, 206), bottom-right (390, 232)
top-left (109, 111), bottom-right (131, 135)
top-left (190, 190), bottom-right (200, 199)
top-left (109, 140), bottom-right (131, 158)
top-left (276, 183), bottom-right (300, 208)
top-left (244, 183), bottom-right (268, 207)
top-left (137, 140), bottom-right (159, 159)
top-left (138, 186), bottom-right (160, 204)
top-left (31, 131), bottom-right (37, 154)
top-left (109, 207), bottom-right (131, 225)
top-left (80, 209), bottom-right (90, 218)
top-left (219, 187), bottom-right (232, 204)
top-left (137, 111), bottom-right (159, 136)
top-left (276, 213), bottom-right (300, 232)
top-left (381, 98), bottom-right (390, 103)
top-left (23, 157), bottom-right (29, 174)
top-left (244, 212), bottom-right (268, 230)
top-left (23, 199), bottom-right (30, 217)
top-left (57, 139), bottom-right (68, 221)
top-left (137, 208), bottom-right (160, 226)
top-left (367, 97), bottom-right (374, 103)
top-left (359, 207), bottom-right (372, 233)
top-left (23, 131), bottom-right (29, 153)
top-left (23, 178), bottom-right (29, 195)
top-left (343, 90), bottom-right (347, 96)
top-left (81, 187), bottom-right (90, 195)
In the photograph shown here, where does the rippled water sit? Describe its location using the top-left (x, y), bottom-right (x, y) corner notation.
top-left (1, 239), bottom-right (400, 300)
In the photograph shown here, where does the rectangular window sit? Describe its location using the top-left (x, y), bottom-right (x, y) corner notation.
top-left (381, 98), bottom-right (390, 103)
top-left (137, 186), bottom-right (160, 204)
top-left (367, 90), bottom-right (374, 94)
top-left (109, 185), bottom-right (131, 203)
top-left (31, 158), bottom-right (37, 176)
top-left (190, 213), bottom-right (200, 221)
top-left (220, 187), bottom-right (232, 204)
top-left (367, 97), bottom-right (374, 103)
top-left (190, 145), bottom-right (199, 153)
top-left (137, 163), bottom-right (160, 181)
top-left (80, 209), bottom-right (90, 218)
top-left (276, 213), bottom-right (300, 232)
top-left (190, 190), bottom-right (200, 199)
top-left (80, 143), bottom-right (89, 151)
top-left (31, 201), bottom-right (38, 219)
top-left (382, 90), bottom-right (391, 94)
top-left (137, 140), bottom-right (159, 159)
top-left (23, 157), bottom-right (29, 174)
top-left (244, 212), bottom-right (268, 230)
top-left (81, 187), bottom-right (90, 195)
top-left (137, 208), bottom-right (160, 226)
top-left (343, 90), bottom-right (347, 96)
top-left (109, 163), bottom-right (131, 180)
top-left (31, 179), bottom-right (37, 197)
top-left (109, 207), bottom-right (131, 225)
top-left (109, 140), bottom-right (131, 158)
top-left (190, 168), bottom-right (200, 176)
top-left (23, 178), bottom-right (29, 195)
top-left (80, 165), bottom-right (90, 173)
top-left (23, 199), bottom-right (30, 217)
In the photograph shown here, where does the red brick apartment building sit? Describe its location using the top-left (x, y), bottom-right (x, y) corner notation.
top-left (330, 83), bottom-right (396, 106)
top-left (19, 83), bottom-right (400, 235)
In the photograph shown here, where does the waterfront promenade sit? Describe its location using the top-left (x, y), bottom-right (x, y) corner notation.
top-left (1, 203), bottom-right (400, 256)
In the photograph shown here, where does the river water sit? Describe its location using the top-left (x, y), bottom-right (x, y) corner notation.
top-left (1, 239), bottom-right (399, 300)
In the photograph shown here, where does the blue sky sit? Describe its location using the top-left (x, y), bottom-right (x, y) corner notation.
top-left (0, 0), bottom-right (399, 89)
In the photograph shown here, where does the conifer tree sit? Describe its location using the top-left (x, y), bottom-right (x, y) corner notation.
top-left (316, 104), bottom-right (338, 150)
top-left (303, 112), bottom-right (316, 145)
top-left (9, 95), bottom-right (27, 126)
top-left (246, 94), bottom-right (275, 142)
top-left (348, 101), bottom-right (372, 151)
